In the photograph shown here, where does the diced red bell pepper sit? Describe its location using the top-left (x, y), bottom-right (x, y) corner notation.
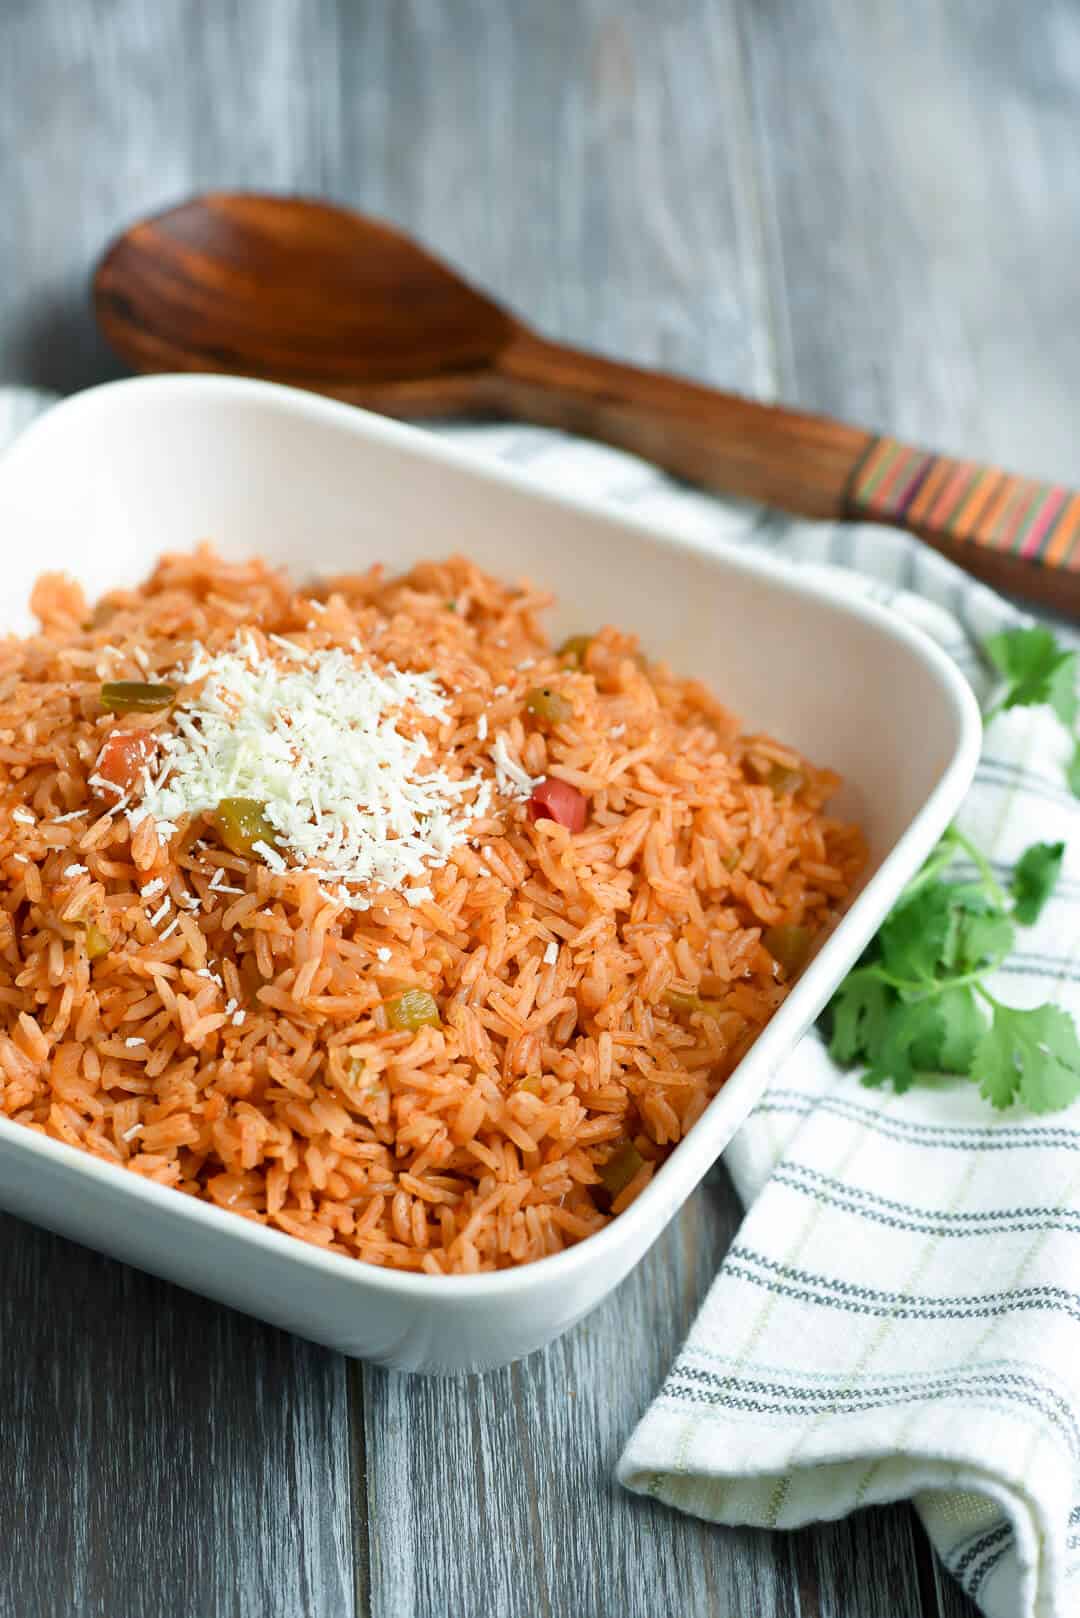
top-left (95, 730), bottom-right (157, 797)
top-left (527, 777), bottom-right (587, 833)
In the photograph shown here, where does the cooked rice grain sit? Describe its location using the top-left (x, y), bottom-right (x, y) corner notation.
top-left (0, 549), bottom-right (864, 1272)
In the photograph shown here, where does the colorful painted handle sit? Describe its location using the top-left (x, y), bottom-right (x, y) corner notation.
top-left (847, 436), bottom-right (1080, 594)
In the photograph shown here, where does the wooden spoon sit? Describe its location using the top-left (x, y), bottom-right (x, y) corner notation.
top-left (94, 192), bottom-right (1080, 615)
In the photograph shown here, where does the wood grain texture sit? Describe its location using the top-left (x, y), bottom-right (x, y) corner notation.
top-left (94, 194), bottom-right (517, 388)
top-left (361, 1169), bottom-right (935, 1618)
top-left (0, 1215), bottom-right (355, 1618)
top-left (739, 0), bottom-right (1080, 490)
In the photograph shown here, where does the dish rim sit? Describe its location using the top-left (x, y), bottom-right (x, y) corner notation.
top-left (0, 373), bottom-right (983, 1300)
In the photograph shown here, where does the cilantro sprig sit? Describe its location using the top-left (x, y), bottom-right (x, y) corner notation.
top-left (984, 626), bottom-right (1078, 729)
top-left (825, 829), bottom-right (1078, 1111)
top-left (822, 625), bottom-right (1080, 1114)
top-left (983, 624), bottom-right (1080, 790)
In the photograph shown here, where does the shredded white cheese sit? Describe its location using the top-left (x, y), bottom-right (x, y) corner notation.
top-left (63, 863), bottom-right (87, 879)
top-left (141, 878), bottom-right (165, 899)
top-left (253, 838), bottom-right (287, 873)
top-left (148, 897), bottom-right (171, 927)
top-left (121, 1123), bottom-right (143, 1141)
top-left (89, 773), bottom-right (125, 802)
top-left (476, 713), bottom-right (488, 742)
top-left (376, 946), bottom-right (392, 963)
top-left (269, 634), bottom-right (305, 659)
top-left (543, 941), bottom-right (559, 965)
top-left (12, 808), bottom-right (34, 826)
top-left (132, 640), bottom-right (493, 896)
top-left (124, 1037), bottom-right (145, 1048)
top-left (491, 733), bottom-right (538, 801)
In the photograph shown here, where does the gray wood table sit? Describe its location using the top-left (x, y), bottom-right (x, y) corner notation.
top-left (1, 2), bottom-right (1071, 1612)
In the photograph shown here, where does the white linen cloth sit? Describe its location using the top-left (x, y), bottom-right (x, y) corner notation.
top-left (5, 387), bottom-right (1078, 1618)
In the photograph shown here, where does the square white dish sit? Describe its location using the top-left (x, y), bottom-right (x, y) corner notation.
top-left (0, 375), bottom-right (981, 1371)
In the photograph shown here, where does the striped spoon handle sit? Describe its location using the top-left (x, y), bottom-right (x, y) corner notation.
top-left (846, 435), bottom-right (1080, 611)
top-left (488, 336), bottom-right (1080, 618)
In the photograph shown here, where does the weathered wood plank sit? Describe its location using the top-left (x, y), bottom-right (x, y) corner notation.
top-left (739, 0), bottom-right (1080, 486)
top-left (333, 0), bottom-right (775, 396)
top-left (740, 5), bottom-right (1040, 1612)
top-left (343, 4), bottom-right (951, 1612)
top-left (0, 1216), bottom-right (355, 1618)
top-left (362, 1169), bottom-right (935, 1618)
top-left (0, 0), bottom-right (341, 394)
top-left (0, 9), bottom-right (359, 1615)
top-left (338, 4), bottom-right (851, 1611)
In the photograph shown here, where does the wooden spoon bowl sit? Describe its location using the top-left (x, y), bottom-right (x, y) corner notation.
top-left (95, 192), bottom-right (1080, 616)
top-left (96, 194), bottom-right (516, 408)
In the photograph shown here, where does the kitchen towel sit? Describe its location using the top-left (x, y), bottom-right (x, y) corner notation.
top-left (4, 387), bottom-right (1076, 1618)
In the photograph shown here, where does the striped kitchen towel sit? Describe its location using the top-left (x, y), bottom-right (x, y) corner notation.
top-left (4, 389), bottom-right (1077, 1618)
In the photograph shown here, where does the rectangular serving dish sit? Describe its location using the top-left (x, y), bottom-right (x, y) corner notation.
top-left (0, 375), bottom-right (980, 1371)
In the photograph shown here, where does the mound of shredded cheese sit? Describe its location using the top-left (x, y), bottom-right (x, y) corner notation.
top-left (129, 638), bottom-right (496, 903)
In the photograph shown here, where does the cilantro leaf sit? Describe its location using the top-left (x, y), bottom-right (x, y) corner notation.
top-left (985, 627), bottom-right (1078, 726)
top-left (1011, 841), bottom-right (1065, 926)
top-left (827, 974), bottom-right (892, 1067)
top-left (1050, 663), bottom-right (1077, 729)
top-left (974, 1017), bottom-right (1022, 1110)
top-left (863, 1001), bottom-right (942, 1093)
top-left (821, 821), bottom-right (1080, 1113)
top-left (924, 986), bottom-right (985, 1073)
top-left (1068, 739), bottom-right (1080, 800)
top-left (951, 908), bottom-right (1015, 972)
top-left (973, 1002), bottom-right (1080, 1113)
top-left (925, 876), bottom-right (1009, 973)
top-left (946, 882), bottom-right (996, 914)
top-left (877, 886), bottom-right (952, 984)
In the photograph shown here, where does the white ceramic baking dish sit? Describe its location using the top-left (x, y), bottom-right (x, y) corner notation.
top-left (0, 375), bottom-right (980, 1371)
